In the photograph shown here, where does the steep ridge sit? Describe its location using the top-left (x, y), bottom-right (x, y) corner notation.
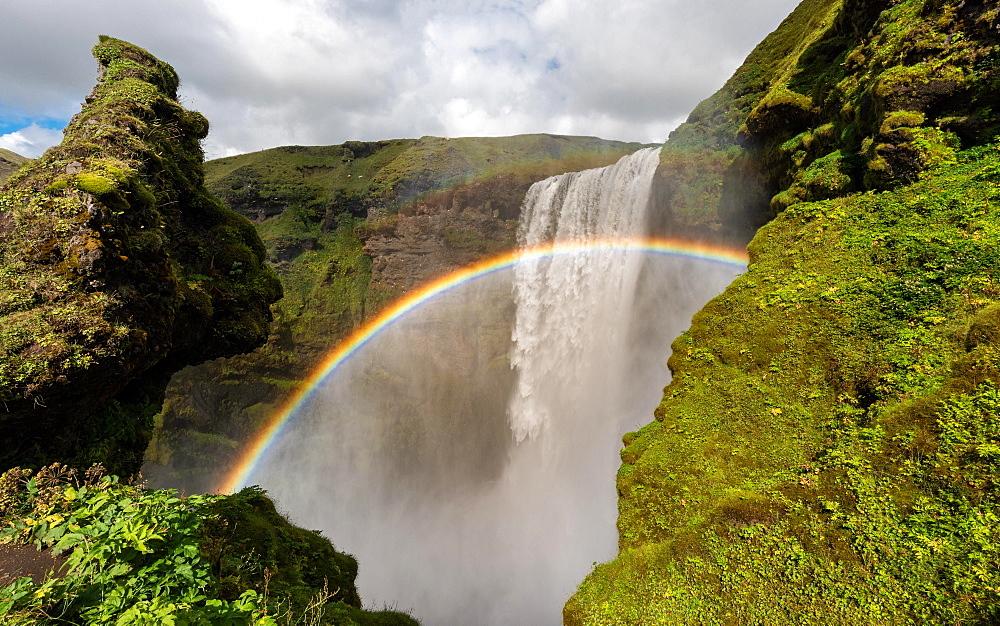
top-left (0, 36), bottom-right (281, 476)
top-left (144, 135), bottom-right (647, 493)
top-left (651, 0), bottom-right (999, 240)
top-left (0, 149), bottom-right (28, 184)
top-left (0, 37), bottom-right (418, 625)
top-left (568, 0), bottom-right (1000, 623)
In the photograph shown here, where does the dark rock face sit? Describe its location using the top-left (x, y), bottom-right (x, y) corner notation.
top-left (362, 173), bottom-right (520, 302)
top-left (0, 37), bottom-right (281, 475)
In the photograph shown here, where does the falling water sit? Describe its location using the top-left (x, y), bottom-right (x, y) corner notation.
top-left (247, 148), bottom-right (741, 624)
top-left (509, 146), bottom-right (662, 443)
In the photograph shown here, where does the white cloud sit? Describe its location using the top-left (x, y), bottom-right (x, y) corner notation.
top-left (0, 0), bottom-right (803, 159)
top-left (0, 125), bottom-right (63, 159)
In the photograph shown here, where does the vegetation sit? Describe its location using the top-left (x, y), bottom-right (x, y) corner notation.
top-left (0, 149), bottom-right (28, 184)
top-left (0, 37), bottom-right (281, 475)
top-left (0, 464), bottom-right (416, 625)
top-left (205, 135), bottom-right (648, 225)
top-left (651, 0), bottom-right (999, 240)
top-left (569, 0), bottom-right (1000, 622)
top-left (0, 38), bottom-right (404, 626)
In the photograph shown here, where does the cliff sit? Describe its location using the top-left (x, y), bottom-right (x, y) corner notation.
top-left (568, 0), bottom-right (1000, 623)
top-left (0, 38), bottom-right (416, 625)
top-left (0, 36), bottom-right (281, 477)
top-left (650, 0), bottom-right (999, 240)
top-left (144, 134), bottom-right (646, 493)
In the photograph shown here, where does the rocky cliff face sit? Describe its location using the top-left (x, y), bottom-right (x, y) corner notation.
top-left (0, 37), bottom-right (281, 476)
top-left (568, 1), bottom-right (1000, 623)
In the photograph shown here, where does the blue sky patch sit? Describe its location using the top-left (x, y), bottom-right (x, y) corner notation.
top-left (0, 109), bottom-right (68, 135)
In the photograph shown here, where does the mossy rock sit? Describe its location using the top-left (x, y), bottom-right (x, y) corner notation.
top-left (965, 303), bottom-right (1000, 350)
top-left (0, 37), bottom-right (281, 475)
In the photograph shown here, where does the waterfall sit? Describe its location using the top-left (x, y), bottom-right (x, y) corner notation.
top-left (245, 148), bottom-right (741, 624)
top-left (508, 146), bottom-right (661, 442)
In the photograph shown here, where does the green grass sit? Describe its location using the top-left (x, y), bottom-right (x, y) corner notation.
top-left (0, 149), bottom-right (28, 184)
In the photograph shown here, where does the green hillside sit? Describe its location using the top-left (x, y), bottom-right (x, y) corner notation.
top-left (569, 0), bottom-right (1000, 622)
top-left (652, 0), bottom-right (999, 240)
top-left (0, 148), bottom-right (28, 184)
top-left (205, 135), bottom-right (647, 223)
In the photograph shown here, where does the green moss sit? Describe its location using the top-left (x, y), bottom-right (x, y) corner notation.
top-left (799, 149), bottom-right (852, 198)
top-left (570, 142), bottom-right (1000, 624)
top-left (72, 172), bottom-right (115, 195)
top-left (880, 110), bottom-right (926, 134)
top-left (0, 37), bottom-right (281, 474)
top-left (663, 0), bottom-right (1000, 238)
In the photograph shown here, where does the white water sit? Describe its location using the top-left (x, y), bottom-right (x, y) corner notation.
top-left (251, 148), bottom-right (741, 624)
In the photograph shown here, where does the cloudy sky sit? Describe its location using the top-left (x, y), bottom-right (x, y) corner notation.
top-left (0, 0), bottom-right (800, 160)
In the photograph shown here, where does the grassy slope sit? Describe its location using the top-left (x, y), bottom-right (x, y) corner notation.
top-left (146, 135), bottom-right (646, 493)
top-left (204, 134), bottom-right (648, 221)
top-left (569, 142), bottom-right (1000, 625)
top-left (569, 0), bottom-right (1000, 622)
top-left (0, 149), bottom-right (28, 184)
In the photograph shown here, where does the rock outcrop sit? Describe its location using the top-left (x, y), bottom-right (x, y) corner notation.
top-left (649, 0), bottom-right (1000, 241)
top-left (0, 37), bottom-right (281, 476)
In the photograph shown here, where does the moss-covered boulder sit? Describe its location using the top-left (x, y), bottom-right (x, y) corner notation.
top-left (0, 37), bottom-right (281, 476)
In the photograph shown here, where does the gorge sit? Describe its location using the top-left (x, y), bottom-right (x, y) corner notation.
top-left (226, 147), bottom-right (743, 623)
top-left (0, 0), bottom-right (999, 624)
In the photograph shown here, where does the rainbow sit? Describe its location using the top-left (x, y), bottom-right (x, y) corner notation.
top-left (216, 237), bottom-right (748, 494)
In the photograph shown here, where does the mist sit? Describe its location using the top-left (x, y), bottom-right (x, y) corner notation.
top-left (246, 149), bottom-right (743, 623)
